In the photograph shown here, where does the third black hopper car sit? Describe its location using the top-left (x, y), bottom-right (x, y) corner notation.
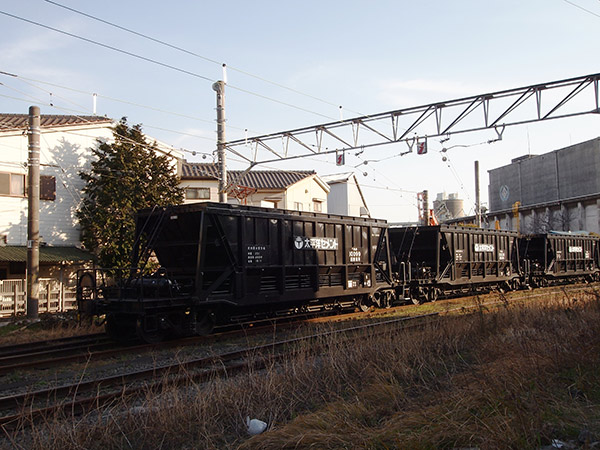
top-left (519, 232), bottom-right (600, 287)
top-left (389, 225), bottom-right (521, 304)
top-left (77, 203), bottom-right (600, 342)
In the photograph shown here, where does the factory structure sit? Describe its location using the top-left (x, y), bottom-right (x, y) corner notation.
top-left (487, 137), bottom-right (600, 234)
top-left (433, 192), bottom-right (465, 223)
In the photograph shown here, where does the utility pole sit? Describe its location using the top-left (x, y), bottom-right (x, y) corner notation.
top-left (212, 80), bottom-right (227, 203)
top-left (27, 106), bottom-right (40, 320)
top-left (422, 190), bottom-right (429, 226)
top-left (474, 160), bottom-right (481, 227)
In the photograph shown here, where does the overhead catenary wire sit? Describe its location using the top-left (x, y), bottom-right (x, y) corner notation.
top-left (0, 70), bottom-right (259, 134)
top-left (561, 0), bottom-right (600, 18)
top-left (0, 88), bottom-right (214, 158)
top-left (242, 150), bottom-right (420, 210)
top-left (436, 138), bottom-right (501, 213)
top-left (0, 10), bottom-right (336, 121)
top-left (43, 0), bottom-right (368, 118)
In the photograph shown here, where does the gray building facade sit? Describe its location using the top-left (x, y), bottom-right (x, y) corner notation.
top-left (487, 137), bottom-right (600, 233)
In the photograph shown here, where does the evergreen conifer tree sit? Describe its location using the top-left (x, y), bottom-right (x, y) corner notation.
top-left (77, 118), bottom-right (183, 268)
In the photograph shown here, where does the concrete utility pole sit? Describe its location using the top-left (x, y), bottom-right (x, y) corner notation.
top-left (474, 160), bottom-right (481, 227)
top-left (422, 190), bottom-right (429, 226)
top-left (212, 80), bottom-right (227, 203)
top-left (27, 106), bottom-right (40, 320)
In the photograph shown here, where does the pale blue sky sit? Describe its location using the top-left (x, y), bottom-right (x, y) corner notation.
top-left (2, 0), bottom-right (599, 221)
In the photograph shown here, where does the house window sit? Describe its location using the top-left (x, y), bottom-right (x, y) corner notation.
top-left (186, 187), bottom-right (211, 200)
top-left (313, 201), bottom-right (322, 212)
top-left (40, 176), bottom-right (56, 201)
top-left (0, 172), bottom-right (25, 197)
top-left (294, 202), bottom-right (303, 211)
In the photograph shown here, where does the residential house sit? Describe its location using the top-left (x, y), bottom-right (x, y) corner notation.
top-left (0, 113), bottom-right (182, 316)
top-left (181, 162), bottom-right (330, 212)
top-left (321, 172), bottom-right (370, 217)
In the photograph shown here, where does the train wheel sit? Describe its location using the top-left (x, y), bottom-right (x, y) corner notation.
top-left (105, 315), bottom-right (136, 343)
top-left (411, 287), bottom-right (426, 305)
top-left (357, 295), bottom-right (372, 312)
top-left (195, 311), bottom-right (216, 335)
top-left (429, 288), bottom-right (440, 302)
top-left (384, 291), bottom-right (393, 309)
top-left (371, 292), bottom-right (382, 308)
top-left (135, 318), bottom-right (167, 344)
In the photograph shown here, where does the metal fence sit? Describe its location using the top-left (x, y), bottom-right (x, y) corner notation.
top-left (0, 279), bottom-right (77, 318)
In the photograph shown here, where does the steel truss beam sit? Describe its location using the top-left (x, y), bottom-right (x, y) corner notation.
top-left (225, 73), bottom-right (600, 165)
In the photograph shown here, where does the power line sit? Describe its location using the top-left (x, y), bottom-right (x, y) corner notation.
top-left (44, 0), bottom-right (367, 117)
top-left (0, 10), bottom-right (335, 120)
top-left (5, 75), bottom-right (91, 112)
top-left (0, 11), bottom-right (213, 81)
top-left (1, 70), bottom-right (259, 133)
top-left (561, 0), bottom-right (600, 18)
top-left (0, 86), bottom-right (215, 157)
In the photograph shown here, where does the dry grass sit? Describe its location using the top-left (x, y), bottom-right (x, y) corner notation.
top-left (0, 314), bottom-right (101, 346)
top-left (3, 289), bottom-right (600, 449)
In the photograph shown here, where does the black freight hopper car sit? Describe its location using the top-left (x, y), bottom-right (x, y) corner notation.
top-left (80, 202), bottom-right (394, 342)
top-left (519, 232), bottom-right (600, 287)
top-left (389, 225), bottom-right (521, 303)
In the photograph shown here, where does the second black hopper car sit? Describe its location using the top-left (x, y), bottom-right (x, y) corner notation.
top-left (389, 225), bottom-right (521, 303)
top-left (77, 203), bottom-right (600, 342)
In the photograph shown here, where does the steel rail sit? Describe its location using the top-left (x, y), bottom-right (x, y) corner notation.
top-left (0, 332), bottom-right (106, 357)
top-left (0, 310), bottom-right (441, 428)
top-left (0, 283), bottom-right (596, 428)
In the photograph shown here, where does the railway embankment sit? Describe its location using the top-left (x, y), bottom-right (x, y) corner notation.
top-left (0, 287), bottom-right (598, 449)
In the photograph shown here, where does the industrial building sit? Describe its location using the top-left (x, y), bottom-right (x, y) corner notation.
top-left (433, 192), bottom-right (465, 223)
top-left (487, 137), bottom-right (600, 234)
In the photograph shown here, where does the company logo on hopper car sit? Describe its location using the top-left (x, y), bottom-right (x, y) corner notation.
top-left (474, 243), bottom-right (495, 252)
top-left (569, 246), bottom-right (583, 253)
top-left (294, 236), bottom-right (338, 251)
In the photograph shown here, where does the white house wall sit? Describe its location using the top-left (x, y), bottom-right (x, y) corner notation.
top-left (281, 177), bottom-right (328, 212)
top-left (181, 179), bottom-right (220, 203)
top-left (0, 124), bottom-right (113, 246)
top-left (0, 122), bottom-right (183, 247)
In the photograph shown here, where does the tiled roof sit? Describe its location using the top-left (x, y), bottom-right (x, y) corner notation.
top-left (0, 114), bottom-right (112, 131)
top-left (182, 163), bottom-right (316, 190)
top-left (0, 246), bottom-right (94, 263)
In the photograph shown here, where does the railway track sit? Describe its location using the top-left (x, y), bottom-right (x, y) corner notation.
top-left (0, 332), bottom-right (107, 358)
top-left (0, 333), bottom-right (113, 373)
top-left (0, 308), bottom-right (444, 429)
top-left (0, 283), bottom-right (596, 429)
top-left (0, 308), bottom-right (390, 374)
top-left (0, 314), bottom-right (329, 375)
top-left (3, 283), bottom-right (596, 428)
top-left (0, 283), bottom-right (595, 374)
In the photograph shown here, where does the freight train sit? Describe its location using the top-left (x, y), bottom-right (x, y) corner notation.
top-left (76, 202), bottom-right (600, 342)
